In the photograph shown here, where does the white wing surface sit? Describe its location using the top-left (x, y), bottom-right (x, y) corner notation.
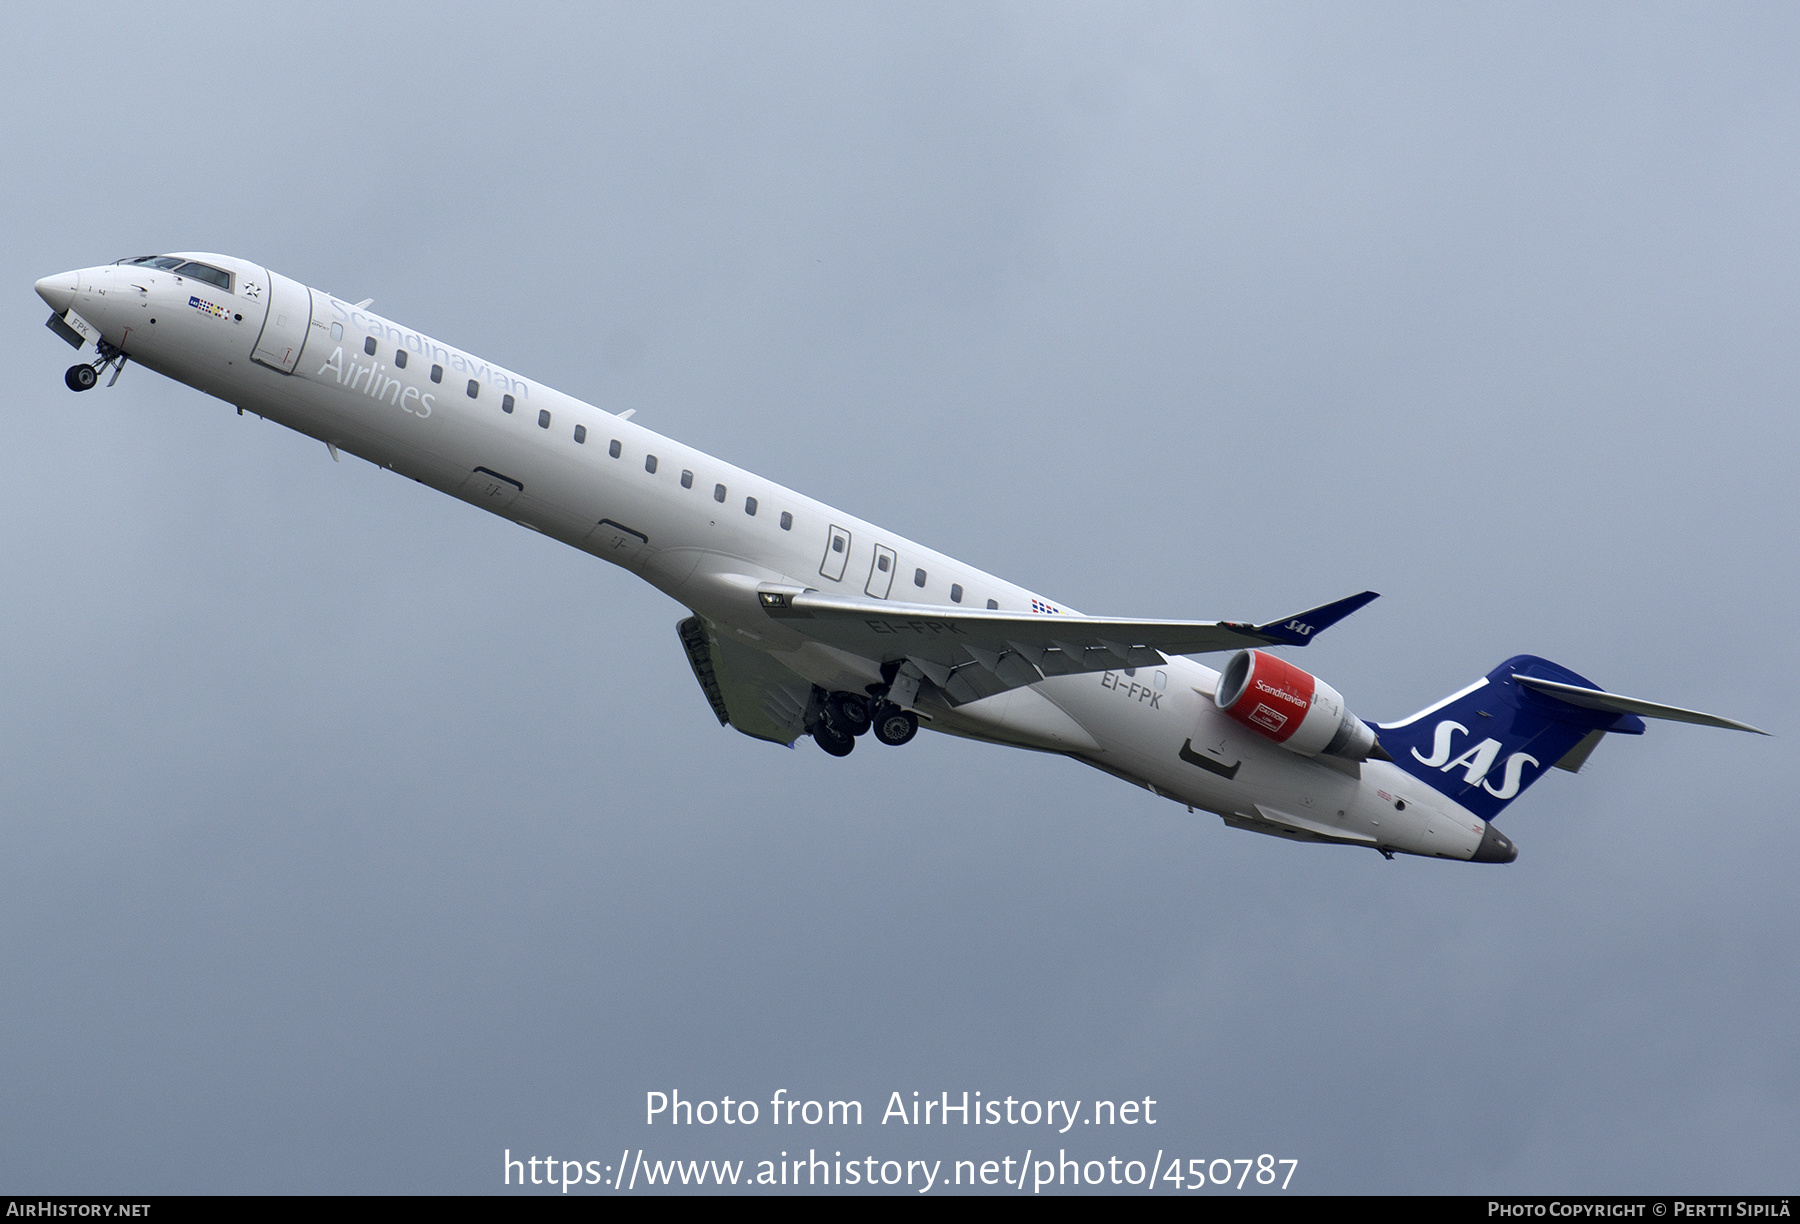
top-left (755, 587), bottom-right (1378, 706)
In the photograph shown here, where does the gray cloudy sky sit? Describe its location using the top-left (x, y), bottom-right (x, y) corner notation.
top-left (1, 2), bottom-right (1794, 1194)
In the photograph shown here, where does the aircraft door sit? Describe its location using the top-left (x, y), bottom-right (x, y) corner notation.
top-left (865, 544), bottom-right (897, 599)
top-left (819, 525), bottom-right (851, 581)
top-left (250, 270), bottom-right (313, 373)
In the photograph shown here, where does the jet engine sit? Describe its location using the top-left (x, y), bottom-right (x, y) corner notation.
top-left (1214, 649), bottom-right (1382, 762)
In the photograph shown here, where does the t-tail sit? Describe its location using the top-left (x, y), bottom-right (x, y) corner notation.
top-left (1378, 654), bottom-right (1768, 827)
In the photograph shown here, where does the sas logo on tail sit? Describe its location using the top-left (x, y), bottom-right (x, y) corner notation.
top-left (1411, 721), bottom-right (1539, 800)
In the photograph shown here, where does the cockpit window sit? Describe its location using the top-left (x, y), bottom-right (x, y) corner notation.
top-left (174, 261), bottom-right (231, 291)
top-left (118, 255), bottom-right (232, 291)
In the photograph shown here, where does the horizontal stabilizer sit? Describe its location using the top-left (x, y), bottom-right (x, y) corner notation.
top-left (1512, 674), bottom-right (1769, 735)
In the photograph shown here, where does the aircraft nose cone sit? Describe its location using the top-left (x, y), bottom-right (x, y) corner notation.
top-left (1470, 822), bottom-right (1519, 864)
top-left (36, 271), bottom-right (79, 315)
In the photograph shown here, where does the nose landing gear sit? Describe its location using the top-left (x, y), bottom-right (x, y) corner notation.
top-left (64, 340), bottom-right (128, 393)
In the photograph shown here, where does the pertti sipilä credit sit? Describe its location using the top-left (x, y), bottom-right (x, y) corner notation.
top-left (647, 1090), bottom-right (1158, 1133)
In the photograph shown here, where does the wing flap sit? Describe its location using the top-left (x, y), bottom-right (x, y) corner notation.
top-left (677, 616), bottom-right (813, 745)
top-left (677, 616), bottom-right (731, 726)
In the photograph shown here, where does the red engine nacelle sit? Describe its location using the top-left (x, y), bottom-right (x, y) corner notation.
top-left (1214, 649), bottom-right (1380, 762)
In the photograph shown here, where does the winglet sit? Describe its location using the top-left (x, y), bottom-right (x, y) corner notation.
top-left (1252, 590), bottom-right (1380, 646)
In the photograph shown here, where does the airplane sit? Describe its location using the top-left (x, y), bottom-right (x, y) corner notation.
top-left (33, 252), bottom-right (1768, 865)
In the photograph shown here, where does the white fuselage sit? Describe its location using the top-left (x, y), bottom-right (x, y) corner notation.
top-left (38, 253), bottom-right (1494, 861)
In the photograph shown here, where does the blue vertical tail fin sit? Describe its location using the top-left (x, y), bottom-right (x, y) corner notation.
top-left (1377, 655), bottom-right (1646, 821)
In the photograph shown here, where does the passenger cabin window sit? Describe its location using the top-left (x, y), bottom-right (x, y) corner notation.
top-left (394, 350), bottom-right (407, 369)
top-left (645, 455), bottom-right (658, 474)
top-left (330, 322), bottom-right (343, 341)
top-left (987, 599), bottom-right (999, 610)
top-left (364, 337), bottom-right (377, 356)
top-left (173, 261), bottom-right (231, 290)
top-left (573, 424), bottom-right (587, 444)
top-left (951, 584), bottom-right (963, 603)
top-left (680, 470), bottom-right (693, 489)
top-left (713, 484), bottom-right (726, 503)
top-left (538, 410), bottom-right (551, 429)
top-left (779, 511), bottom-right (792, 531)
top-left (501, 393), bottom-right (513, 413)
top-left (609, 440), bottom-right (621, 458)
top-left (877, 555), bottom-right (890, 572)
top-left (914, 568), bottom-right (927, 588)
top-left (745, 497), bottom-right (757, 516)
top-left (467, 380), bottom-right (479, 399)
top-left (430, 364), bottom-right (443, 383)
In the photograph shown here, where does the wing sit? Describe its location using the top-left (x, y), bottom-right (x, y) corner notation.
top-left (756, 586), bottom-right (1377, 706)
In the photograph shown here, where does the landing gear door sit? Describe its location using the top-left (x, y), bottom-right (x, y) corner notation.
top-left (250, 270), bottom-right (313, 373)
top-left (865, 544), bottom-right (897, 599)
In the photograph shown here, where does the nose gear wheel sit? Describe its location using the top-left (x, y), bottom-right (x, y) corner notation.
top-left (64, 340), bottom-right (128, 393)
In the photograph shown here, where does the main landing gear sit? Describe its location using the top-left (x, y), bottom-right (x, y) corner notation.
top-left (65, 340), bottom-right (128, 393)
top-left (872, 704), bottom-right (918, 746)
top-left (808, 688), bottom-right (918, 756)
